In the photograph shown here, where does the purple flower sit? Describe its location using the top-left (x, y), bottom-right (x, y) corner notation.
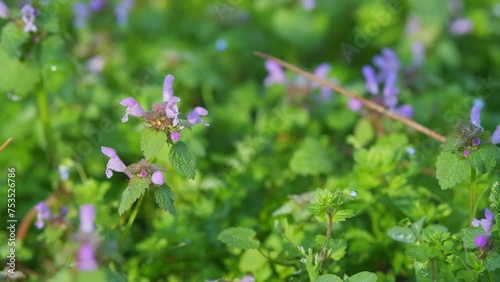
top-left (411, 41), bottom-right (425, 66)
top-left (474, 234), bottom-right (487, 247)
top-left (394, 104), bottom-right (413, 118)
top-left (188, 107), bottom-right (209, 126)
top-left (463, 149), bottom-right (470, 157)
top-left (489, 125), bottom-right (500, 145)
top-left (90, 0), bottom-right (105, 11)
top-left (120, 97), bottom-right (146, 122)
top-left (0, 1), bottom-right (10, 18)
top-left (312, 63), bottom-right (334, 98)
top-left (348, 99), bottom-right (362, 112)
top-left (35, 202), bottom-right (52, 229)
top-left (362, 65), bottom-right (379, 95)
top-left (115, 0), bottom-right (134, 26)
top-left (140, 170), bottom-right (147, 178)
top-left (151, 171), bottom-right (164, 185)
top-left (382, 72), bottom-right (399, 108)
top-left (473, 137), bottom-right (481, 146)
top-left (449, 18), bottom-right (473, 36)
top-left (171, 132), bottom-right (180, 142)
top-left (87, 56), bottom-right (105, 73)
top-left (162, 75), bottom-right (181, 126)
top-left (302, 0), bottom-right (315, 11)
top-left (79, 204), bottom-right (95, 233)
top-left (472, 208), bottom-right (494, 236)
top-left (77, 243), bottom-right (98, 271)
top-left (101, 147), bottom-right (127, 178)
top-left (373, 48), bottom-right (400, 82)
top-left (264, 60), bottom-right (286, 86)
top-left (470, 104), bottom-right (482, 128)
top-left (21, 5), bottom-right (37, 33)
top-left (73, 3), bottom-right (90, 28)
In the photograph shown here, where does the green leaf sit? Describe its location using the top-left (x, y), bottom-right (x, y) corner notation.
top-left (468, 144), bottom-right (500, 174)
top-left (118, 177), bottom-right (149, 215)
top-left (315, 274), bottom-right (343, 282)
top-left (347, 118), bottom-right (375, 149)
top-left (405, 244), bottom-right (436, 262)
top-left (169, 141), bottom-right (196, 179)
top-left (0, 23), bottom-right (29, 59)
top-left (347, 271), bottom-right (378, 282)
top-left (441, 132), bottom-right (466, 152)
top-left (140, 128), bottom-right (166, 160)
top-left (460, 227), bottom-right (483, 249)
top-left (436, 151), bottom-right (470, 190)
top-left (314, 236), bottom-right (347, 260)
top-left (289, 137), bottom-right (333, 176)
top-left (154, 184), bottom-right (177, 216)
top-left (484, 252), bottom-right (500, 271)
top-left (387, 227), bottom-right (416, 243)
top-left (0, 48), bottom-right (40, 97)
top-left (217, 227), bottom-right (260, 249)
top-left (332, 209), bottom-right (356, 223)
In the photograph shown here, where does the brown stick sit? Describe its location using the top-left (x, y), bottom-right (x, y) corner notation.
top-left (254, 51), bottom-right (446, 143)
top-left (0, 137), bottom-right (12, 152)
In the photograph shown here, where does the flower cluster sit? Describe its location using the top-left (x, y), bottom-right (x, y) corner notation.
top-left (34, 202), bottom-right (68, 229)
top-left (351, 48), bottom-right (413, 118)
top-left (462, 103), bottom-right (500, 157)
top-left (76, 204), bottom-right (99, 271)
top-left (472, 208), bottom-right (494, 251)
top-left (101, 146), bottom-right (165, 184)
top-left (264, 60), bottom-right (336, 101)
top-left (120, 74), bottom-right (209, 143)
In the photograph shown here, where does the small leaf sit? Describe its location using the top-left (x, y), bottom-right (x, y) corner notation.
top-left (154, 184), bottom-right (177, 216)
top-left (0, 23), bottom-right (29, 59)
top-left (436, 151), bottom-right (470, 190)
top-left (332, 209), bottom-right (355, 223)
top-left (217, 227), bottom-right (260, 249)
top-left (354, 118), bottom-right (375, 147)
top-left (118, 177), bottom-right (149, 215)
top-left (140, 128), bottom-right (166, 160)
top-left (484, 252), bottom-right (500, 271)
top-left (289, 137), bottom-right (333, 176)
top-left (347, 271), bottom-right (378, 282)
top-left (387, 227), bottom-right (416, 243)
top-left (315, 274), bottom-right (343, 282)
top-left (169, 141), bottom-right (196, 179)
top-left (405, 244), bottom-right (436, 261)
top-left (468, 143), bottom-right (500, 174)
top-left (441, 132), bottom-right (467, 152)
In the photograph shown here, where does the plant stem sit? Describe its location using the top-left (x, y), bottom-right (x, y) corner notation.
top-left (430, 257), bottom-right (437, 281)
top-left (253, 51), bottom-right (446, 143)
top-left (470, 168), bottom-right (477, 224)
top-left (117, 195), bottom-right (145, 249)
top-left (36, 85), bottom-right (58, 166)
top-left (320, 211), bottom-right (334, 270)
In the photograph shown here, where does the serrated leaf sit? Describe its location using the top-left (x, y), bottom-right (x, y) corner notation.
top-left (441, 132), bottom-right (467, 152)
top-left (289, 137), bottom-right (333, 176)
top-left (436, 151), bottom-right (470, 190)
top-left (348, 271), bottom-right (378, 282)
top-left (140, 128), bottom-right (166, 160)
top-left (332, 209), bottom-right (355, 223)
top-left (315, 274), bottom-right (343, 282)
top-left (468, 144), bottom-right (500, 174)
top-left (314, 236), bottom-right (347, 261)
top-left (118, 177), bottom-right (149, 215)
top-left (154, 184), bottom-right (177, 216)
top-left (169, 141), bottom-right (196, 179)
top-left (217, 227), bottom-right (260, 249)
top-left (388, 227), bottom-right (416, 243)
top-left (0, 23), bottom-right (29, 59)
top-left (405, 244), bottom-right (436, 261)
top-left (484, 252), bottom-right (500, 271)
top-left (460, 227), bottom-right (483, 249)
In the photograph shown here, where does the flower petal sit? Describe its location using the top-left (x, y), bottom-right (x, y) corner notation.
top-left (101, 147), bottom-right (117, 158)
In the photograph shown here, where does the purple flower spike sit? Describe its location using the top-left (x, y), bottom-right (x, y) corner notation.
top-left (90, 0), bottom-right (105, 11)
top-left (151, 171), bottom-right (165, 185)
top-left (77, 243), bottom-right (98, 272)
top-left (120, 97), bottom-right (146, 123)
top-left (101, 147), bottom-right (127, 178)
top-left (162, 75), bottom-right (175, 101)
top-left (73, 3), bottom-right (90, 28)
top-left (21, 5), bottom-right (37, 33)
top-left (362, 65), bottom-right (379, 95)
top-left (35, 202), bottom-right (52, 229)
top-left (395, 104), bottom-right (414, 118)
top-left (0, 1), bottom-right (10, 18)
top-left (302, 0), bottom-right (315, 11)
top-left (473, 138), bottom-right (481, 146)
top-left (312, 63), bottom-right (330, 88)
top-left (411, 41), bottom-right (425, 66)
top-left (463, 149), bottom-right (470, 157)
top-left (470, 104), bottom-right (482, 128)
top-left (188, 107), bottom-right (209, 126)
top-left (264, 60), bottom-right (286, 86)
top-left (489, 125), bottom-right (500, 145)
top-left (171, 132), bottom-right (180, 142)
top-left (162, 75), bottom-right (181, 125)
top-left (348, 99), bottom-right (362, 112)
top-left (474, 234), bottom-right (487, 247)
top-left (472, 208), bottom-right (494, 236)
top-left (373, 48), bottom-right (400, 81)
top-left (115, 0), bottom-right (134, 26)
top-left (79, 204), bottom-right (95, 233)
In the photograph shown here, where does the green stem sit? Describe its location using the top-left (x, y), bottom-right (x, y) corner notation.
top-left (470, 168), bottom-right (477, 224)
top-left (36, 85), bottom-right (57, 167)
top-left (320, 211), bottom-right (333, 270)
top-left (117, 195), bottom-right (145, 249)
top-left (430, 257), bottom-right (437, 282)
